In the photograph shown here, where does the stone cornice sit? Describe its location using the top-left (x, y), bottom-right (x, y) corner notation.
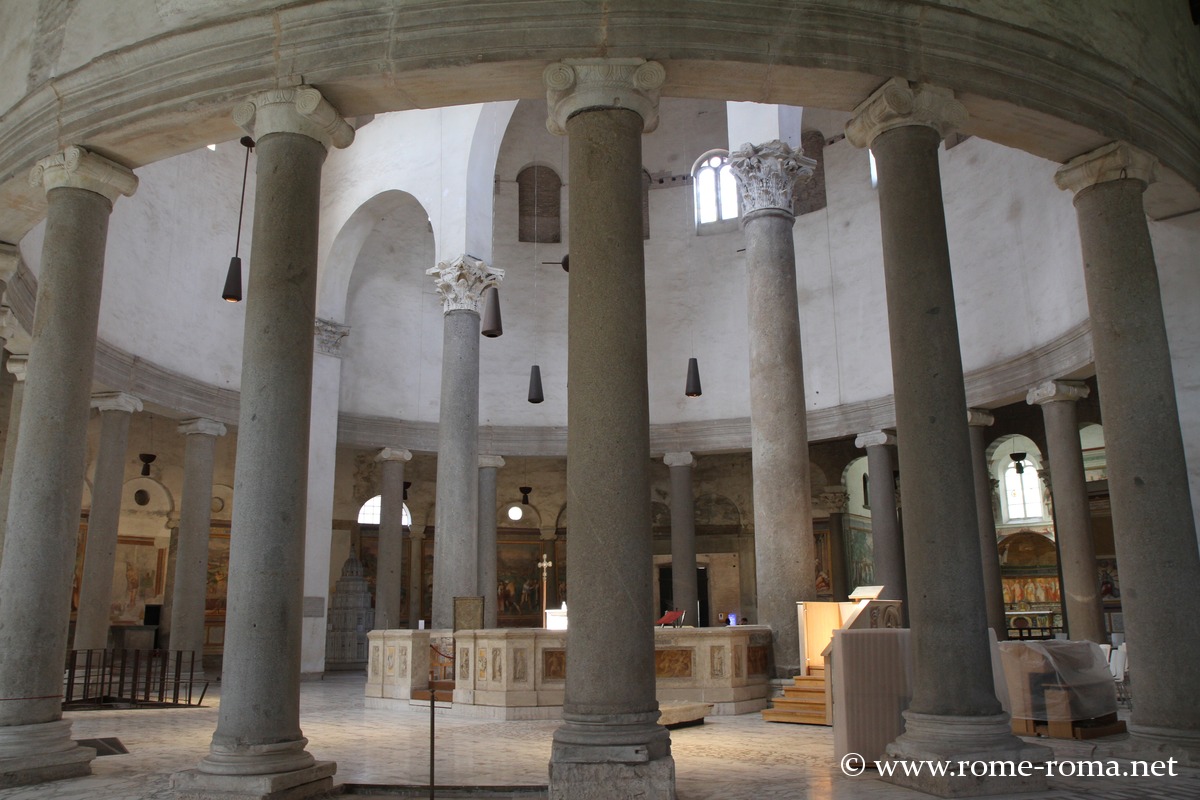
top-left (426, 254), bottom-right (503, 314)
top-left (544, 58), bottom-right (666, 135)
top-left (479, 455), bottom-right (506, 469)
top-left (967, 408), bottom-right (995, 427)
top-left (854, 430), bottom-right (895, 449)
top-left (375, 447), bottom-right (413, 463)
top-left (177, 418), bottom-right (227, 438)
top-left (28, 145), bottom-right (138, 204)
top-left (233, 87), bottom-right (354, 150)
top-left (845, 77), bottom-right (968, 148)
top-left (90, 391), bottom-right (143, 414)
top-left (1054, 141), bottom-right (1157, 195)
top-left (663, 452), bottom-right (695, 468)
top-left (729, 140), bottom-right (815, 217)
top-left (1026, 379), bottom-right (1090, 406)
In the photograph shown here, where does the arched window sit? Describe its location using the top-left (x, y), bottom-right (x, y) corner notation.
top-left (357, 495), bottom-right (412, 527)
top-left (517, 165), bottom-right (561, 243)
top-left (1003, 461), bottom-right (1043, 521)
top-left (692, 151), bottom-right (739, 226)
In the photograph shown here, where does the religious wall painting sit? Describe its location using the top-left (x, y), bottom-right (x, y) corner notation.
top-left (1000, 575), bottom-right (1061, 606)
top-left (551, 536), bottom-right (567, 607)
top-left (110, 535), bottom-right (162, 624)
top-left (843, 518), bottom-right (874, 591)
top-left (206, 530), bottom-right (231, 617)
top-left (1097, 558), bottom-right (1120, 606)
top-left (814, 528), bottom-right (833, 600)
top-left (497, 536), bottom-right (546, 627)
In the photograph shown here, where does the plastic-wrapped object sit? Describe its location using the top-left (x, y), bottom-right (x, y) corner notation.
top-left (997, 640), bottom-right (1117, 722)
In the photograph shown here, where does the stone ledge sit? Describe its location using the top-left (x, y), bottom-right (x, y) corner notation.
top-left (0, 745), bottom-right (94, 790)
top-left (172, 761), bottom-right (336, 800)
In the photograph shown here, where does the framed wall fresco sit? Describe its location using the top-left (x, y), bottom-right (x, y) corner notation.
top-left (497, 535), bottom-right (547, 627)
top-left (842, 517), bottom-right (875, 591)
top-left (110, 535), bottom-right (162, 624)
top-left (1097, 558), bottom-right (1120, 607)
top-left (813, 526), bottom-right (833, 600)
top-left (1001, 575), bottom-right (1061, 605)
top-left (206, 530), bottom-right (230, 617)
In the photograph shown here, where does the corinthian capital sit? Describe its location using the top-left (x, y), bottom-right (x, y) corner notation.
top-left (29, 145), bottom-right (138, 204)
top-left (426, 254), bottom-right (504, 314)
top-left (544, 58), bottom-right (666, 135)
top-left (729, 140), bottom-right (816, 217)
top-left (233, 86), bottom-right (354, 150)
top-left (845, 77), bottom-right (967, 149)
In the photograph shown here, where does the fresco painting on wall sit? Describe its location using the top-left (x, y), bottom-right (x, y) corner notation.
top-left (843, 520), bottom-right (874, 591)
top-left (1097, 558), bottom-right (1120, 606)
top-left (1001, 575), bottom-right (1061, 605)
top-left (109, 536), bottom-right (161, 623)
top-left (497, 538), bottom-right (545, 627)
top-left (207, 531), bottom-right (230, 616)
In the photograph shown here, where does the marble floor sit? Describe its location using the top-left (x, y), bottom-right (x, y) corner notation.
top-left (0, 674), bottom-right (1195, 799)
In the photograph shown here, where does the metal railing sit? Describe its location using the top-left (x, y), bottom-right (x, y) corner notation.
top-left (64, 649), bottom-right (208, 708)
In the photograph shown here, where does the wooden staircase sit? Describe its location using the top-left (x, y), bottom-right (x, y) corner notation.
top-left (762, 666), bottom-right (830, 725)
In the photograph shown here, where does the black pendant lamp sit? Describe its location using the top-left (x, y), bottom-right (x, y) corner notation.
top-left (138, 453), bottom-right (157, 477)
top-left (685, 357), bottom-right (702, 397)
top-left (481, 286), bottom-right (503, 337)
top-left (222, 136), bottom-right (255, 302)
top-left (520, 486), bottom-right (533, 505)
top-left (528, 365), bottom-right (545, 404)
top-left (1011, 451), bottom-right (1028, 474)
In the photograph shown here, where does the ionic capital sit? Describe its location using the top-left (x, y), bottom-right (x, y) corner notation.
top-left (375, 447), bottom-right (413, 464)
top-left (5, 354), bottom-right (28, 381)
top-left (0, 242), bottom-right (18, 283)
top-left (1053, 141), bottom-right (1157, 195)
top-left (967, 408), bottom-right (995, 427)
top-left (854, 430), bottom-right (895, 449)
top-left (1026, 380), bottom-right (1090, 406)
top-left (845, 77), bottom-right (967, 149)
top-left (315, 318), bottom-right (350, 357)
top-left (544, 58), bottom-right (666, 135)
top-left (426, 254), bottom-right (504, 314)
top-left (233, 86), bottom-right (354, 150)
top-left (90, 391), bottom-right (143, 414)
top-left (729, 140), bottom-right (815, 217)
top-left (29, 145), bottom-right (138, 204)
top-left (479, 455), bottom-right (506, 470)
top-left (178, 418), bottom-right (227, 438)
top-left (663, 451), bottom-right (695, 468)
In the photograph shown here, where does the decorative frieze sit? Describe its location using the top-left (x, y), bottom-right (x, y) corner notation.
top-left (426, 254), bottom-right (504, 315)
top-left (28, 145), bottom-right (138, 203)
top-left (1026, 379), bottom-right (1090, 406)
top-left (1054, 141), bottom-right (1157, 194)
top-left (729, 140), bottom-right (815, 217)
top-left (233, 86), bottom-right (355, 150)
top-left (544, 58), bottom-right (666, 135)
top-left (845, 77), bottom-right (968, 148)
top-left (314, 317), bottom-right (350, 357)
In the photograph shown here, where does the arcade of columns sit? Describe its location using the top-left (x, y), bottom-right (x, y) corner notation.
top-left (0, 60), bottom-right (1194, 800)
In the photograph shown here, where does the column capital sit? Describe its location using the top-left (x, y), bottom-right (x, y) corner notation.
top-left (729, 140), bottom-right (816, 217)
top-left (375, 447), bottom-right (413, 464)
top-left (167, 514), bottom-right (181, 530)
top-left (818, 486), bottom-right (849, 514)
top-left (233, 86), bottom-right (354, 150)
top-left (90, 391), bottom-right (143, 414)
top-left (314, 317), bottom-right (350, 357)
top-left (845, 77), bottom-right (967, 149)
top-left (967, 408), bottom-right (995, 427)
top-left (663, 451), bottom-right (694, 468)
top-left (28, 145), bottom-right (138, 204)
top-left (544, 58), bottom-right (666, 135)
top-left (0, 241), bottom-right (18, 283)
top-left (1027, 379), bottom-right (1090, 406)
top-left (0, 307), bottom-right (30, 352)
top-left (426, 254), bottom-right (504, 314)
top-left (5, 353), bottom-right (28, 381)
top-left (854, 430), bottom-right (896, 449)
top-left (178, 418), bottom-right (227, 438)
top-left (479, 454), bottom-right (506, 469)
top-left (1054, 141), bottom-right (1157, 195)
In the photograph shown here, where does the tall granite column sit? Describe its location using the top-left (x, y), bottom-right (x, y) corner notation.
top-left (74, 392), bottom-right (144, 651)
top-left (847, 78), bottom-right (1048, 791)
top-left (426, 255), bottom-right (502, 628)
top-left (664, 452), bottom-right (698, 625)
top-left (967, 409), bottom-right (1007, 640)
top-left (478, 455), bottom-right (504, 628)
top-left (544, 58), bottom-right (674, 798)
top-left (374, 447), bottom-right (411, 630)
top-left (0, 145), bottom-right (136, 786)
top-left (1055, 141), bottom-right (1200, 762)
top-left (170, 419), bottom-right (226, 675)
top-left (174, 87), bottom-right (353, 798)
top-left (1027, 381), bottom-right (1106, 643)
top-left (817, 487), bottom-right (850, 600)
top-left (158, 516), bottom-right (180, 649)
top-left (729, 139), bottom-right (816, 677)
top-left (0, 353), bottom-right (27, 568)
top-left (409, 527), bottom-right (424, 629)
top-left (853, 431), bottom-right (905, 609)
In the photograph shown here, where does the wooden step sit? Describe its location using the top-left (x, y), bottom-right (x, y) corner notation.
top-left (762, 708), bottom-right (829, 725)
top-left (762, 673), bottom-right (830, 726)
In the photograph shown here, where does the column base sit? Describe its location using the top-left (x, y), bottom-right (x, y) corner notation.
top-left (0, 719), bottom-right (95, 789)
top-left (549, 711), bottom-right (675, 799)
top-left (881, 711), bottom-right (1050, 797)
top-left (1124, 723), bottom-right (1200, 767)
top-left (549, 758), bottom-right (675, 800)
top-left (172, 761), bottom-right (336, 800)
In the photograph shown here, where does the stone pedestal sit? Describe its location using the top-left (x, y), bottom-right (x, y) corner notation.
top-left (1056, 141), bottom-right (1200, 764)
top-left (179, 87), bottom-right (352, 799)
top-left (544, 58), bottom-right (675, 799)
top-left (854, 431), bottom-right (905, 612)
top-left (171, 418), bottom-right (226, 676)
top-left (1027, 381), bottom-right (1106, 643)
top-left (478, 455), bottom-right (505, 628)
top-left (847, 78), bottom-right (1049, 794)
top-left (0, 145), bottom-right (135, 787)
top-left (427, 255), bottom-right (502, 628)
top-left (729, 137), bottom-right (816, 678)
top-left (374, 447), bottom-right (411, 630)
top-left (967, 409), bottom-right (1006, 640)
top-left (664, 452), bottom-right (698, 625)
